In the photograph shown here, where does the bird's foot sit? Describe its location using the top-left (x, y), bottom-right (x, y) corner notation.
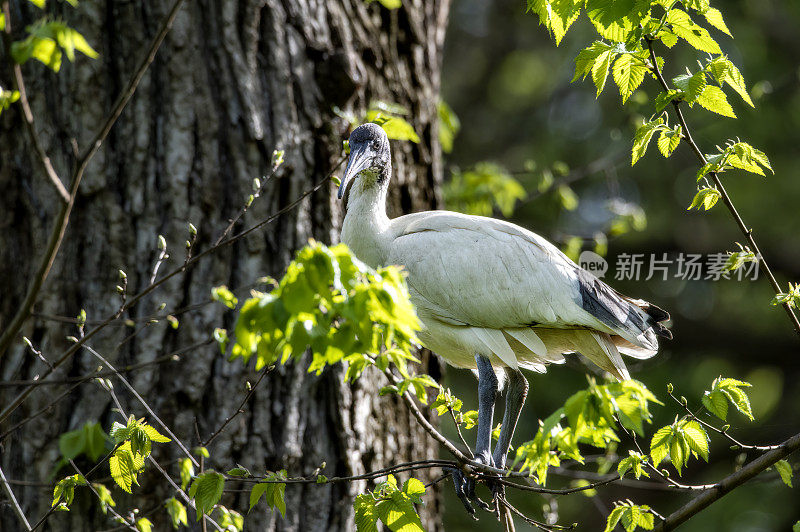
top-left (449, 452), bottom-right (496, 516)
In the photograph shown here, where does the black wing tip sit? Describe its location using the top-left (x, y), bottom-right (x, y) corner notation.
top-left (645, 304), bottom-right (673, 340)
top-left (645, 303), bottom-right (670, 323)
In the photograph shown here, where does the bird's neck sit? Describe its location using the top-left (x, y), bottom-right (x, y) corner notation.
top-left (341, 168), bottom-right (391, 268)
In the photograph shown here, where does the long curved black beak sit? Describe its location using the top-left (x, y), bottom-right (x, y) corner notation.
top-left (338, 144), bottom-right (370, 200)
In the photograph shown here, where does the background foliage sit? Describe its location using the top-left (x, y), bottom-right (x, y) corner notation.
top-left (440, 0), bottom-right (800, 529)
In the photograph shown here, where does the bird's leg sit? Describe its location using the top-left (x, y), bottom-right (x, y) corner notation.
top-left (492, 368), bottom-right (529, 470)
top-left (452, 355), bottom-right (497, 514)
top-left (489, 368), bottom-right (528, 504)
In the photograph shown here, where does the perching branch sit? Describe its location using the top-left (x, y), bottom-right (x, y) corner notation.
top-left (644, 37), bottom-right (800, 337)
top-left (0, 0), bottom-right (189, 360)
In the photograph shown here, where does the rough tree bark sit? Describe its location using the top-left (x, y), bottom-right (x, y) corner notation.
top-left (0, 0), bottom-right (450, 529)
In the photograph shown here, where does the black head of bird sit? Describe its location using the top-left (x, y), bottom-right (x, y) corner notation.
top-left (338, 123), bottom-right (391, 200)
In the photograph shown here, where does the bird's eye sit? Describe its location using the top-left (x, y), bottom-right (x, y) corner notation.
top-left (372, 140), bottom-right (380, 150)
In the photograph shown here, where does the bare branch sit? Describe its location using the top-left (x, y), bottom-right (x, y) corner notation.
top-left (0, 1), bottom-right (70, 204)
top-left (0, 0), bottom-right (190, 360)
top-left (0, 166), bottom-right (336, 424)
top-left (0, 463), bottom-right (32, 531)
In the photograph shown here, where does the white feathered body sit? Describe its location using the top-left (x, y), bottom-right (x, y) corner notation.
top-left (341, 177), bottom-right (667, 381)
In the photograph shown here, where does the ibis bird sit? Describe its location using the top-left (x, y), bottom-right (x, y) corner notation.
top-left (338, 123), bottom-right (671, 512)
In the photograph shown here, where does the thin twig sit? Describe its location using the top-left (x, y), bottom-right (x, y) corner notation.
top-left (0, 339), bottom-right (212, 388)
top-left (203, 365), bottom-right (273, 447)
top-left (448, 406), bottom-right (473, 458)
top-left (0, 164), bottom-right (337, 424)
top-left (654, 431), bottom-right (800, 530)
top-left (68, 460), bottom-right (137, 531)
top-left (101, 374), bottom-right (224, 531)
top-left (644, 36), bottom-right (800, 337)
top-left (82, 344), bottom-right (199, 468)
top-left (0, 1), bottom-right (70, 203)
top-left (0, 0), bottom-right (190, 360)
top-left (0, 463), bottom-right (32, 531)
top-left (0, 381), bottom-right (86, 442)
top-left (666, 391), bottom-right (781, 451)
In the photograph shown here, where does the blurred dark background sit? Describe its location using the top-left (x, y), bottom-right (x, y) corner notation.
top-left (438, 1), bottom-right (800, 529)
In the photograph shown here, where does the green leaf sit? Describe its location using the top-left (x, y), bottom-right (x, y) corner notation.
top-left (586, 0), bottom-right (649, 43)
top-left (654, 89), bottom-right (683, 113)
top-left (444, 161), bottom-right (526, 217)
top-left (681, 421), bottom-right (709, 462)
top-left (437, 100), bottom-right (460, 153)
top-left (606, 502), bottom-right (655, 532)
top-left (376, 0), bottom-right (401, 8)
top-left (0, 86), bottom-right (20, 117)
top-left (687, 187), bottom-right (720, 211)
top-left (656, 126), bottom-right (681, 158)
top-left (166, 497), bottom-right (188, 529)
top-left (11, 20), bottom-right (98, 72)
top-left (774, 459), bottom-right (793, 488)
top-left (212, 286), bottom-right (238, 309)
top-left (193, 446), bottom-right (210, 459)
top-left (92, 483), bottom-right (115, 515)
top-left (703, 8), bottom-right (731, 37)
top-left (354, 494), bottom-right (379, 532)
top-left (772, 283), bottom-right (800, 310)
top-left (717, 377), bottom-right (754, 420)
top-left (612, 54), bottom-right (647, 103)
top-left (592, 50), bottom-right (616, 97)
top-left (724, 142), bottom-right (773, 176)
top-left (136, 518), bottom-right (153, 532)
top-left (696, 85), bottom-right (736, 118)
top-left (631, 118), bottom-right (665, 165)
top-left (189, 471), bottom-right (225, 518)
top-left (666, 8), bottom-right (721, 53)
top-left (531, 0), bottom-right (583, 45)
top-left (375, 494), bottom-right (425, 532)
top-left (52, 474), bottom-right (86, 508)
top-left (605, 506), bottom-right (625, 532)
top-left (706, 57), bottom-right (753, 107)
top-left (650, 425), bottom-right (672, 466)
top-left (109, 443), bottom-right (144, 493)
top-left (573, 41), bottom-right (613, 82)
top-left (378, 117), bottom-right (420, 143)
top-left (702, 390), bottom-right (728, 420)
top-left (179, 457), bottom-right (195, 491)
top-left (618, 451), bottom-right (649, 479)
top-left (227, 466), bottom-right (252, 478)
top-left (249, 471), bottom-right (286, 516)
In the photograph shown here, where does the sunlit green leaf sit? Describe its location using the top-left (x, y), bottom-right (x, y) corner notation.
top-left (775, 459), bottom-right (793, 488)
top-left (189, 471), bottom-right (225, 518)
top-left (687, 187), bottom-right (720, 211)
top-left (166, 497), bottom-right (188, 529)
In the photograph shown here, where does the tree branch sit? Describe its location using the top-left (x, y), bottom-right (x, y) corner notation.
top-left (0, 0), bottom-right (188, 360)
top-left (654, 430), bottom-right (800, 530)
top-left (0, 2), bottom-right (70, 203)
top-left (644, 37), bottom-right (800, 337)
top-left (0, 463), bottom-right (32, 531)
top-left (0, 167), bottom-right (335, 425)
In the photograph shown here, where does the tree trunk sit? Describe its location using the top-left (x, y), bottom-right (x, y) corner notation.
top-left (0, 0), bottom-right (449, 529)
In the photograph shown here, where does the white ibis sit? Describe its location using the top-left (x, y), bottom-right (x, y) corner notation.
top-left (337, 123), bottom-right (670, 512)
